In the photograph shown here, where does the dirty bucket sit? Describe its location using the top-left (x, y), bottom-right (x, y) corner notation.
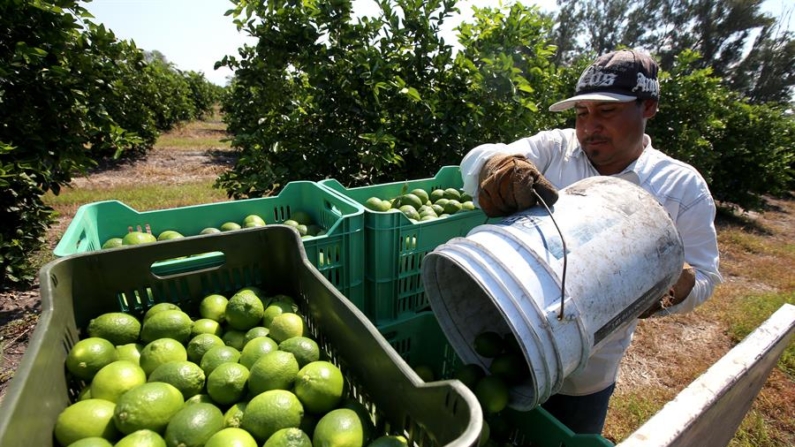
top-left (421, 176), bottom-right (684, 410)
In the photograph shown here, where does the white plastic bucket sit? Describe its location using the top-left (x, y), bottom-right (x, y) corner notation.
top-left (422, 176), bottom-right (684, 410)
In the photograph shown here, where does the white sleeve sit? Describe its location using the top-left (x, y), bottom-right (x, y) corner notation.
top-left (460, 143), bottom-right (510, 202)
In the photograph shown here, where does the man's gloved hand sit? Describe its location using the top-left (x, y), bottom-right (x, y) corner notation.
top-left (477, 154), bottom-right (559, 218)
top-left (639, 262), bottom-right (697, 319)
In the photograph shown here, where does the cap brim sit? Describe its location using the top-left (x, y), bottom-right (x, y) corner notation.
top-left (549, 92), bottom-right (637, 112)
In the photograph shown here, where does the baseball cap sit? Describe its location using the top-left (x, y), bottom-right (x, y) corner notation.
top-left (549, 49), bottom-right (660, 112)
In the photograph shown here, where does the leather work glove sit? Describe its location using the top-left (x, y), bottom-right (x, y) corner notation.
top-left (477, 154), bottom-right (559, 218)
top-left (639, 262), bottom-right (697, 319)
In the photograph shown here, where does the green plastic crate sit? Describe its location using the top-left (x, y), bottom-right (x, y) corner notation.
top-left (378, 312), bottom-right (614, 447)
top-left (319, 166), bottom-right (493, 324)
top-left (0, 226), bottom-right (482, 447)
top-left (53, 181), bottom-right (365, 311)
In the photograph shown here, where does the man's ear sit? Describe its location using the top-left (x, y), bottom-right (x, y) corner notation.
top-left (643, 99), bottom-right (659, 119)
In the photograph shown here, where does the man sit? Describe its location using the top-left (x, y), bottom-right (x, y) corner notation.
top-left (459, 49), bottom-right (723, 434)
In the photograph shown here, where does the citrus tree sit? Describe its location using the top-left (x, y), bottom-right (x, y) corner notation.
top-left (217, 0), bottom-right (565, 198)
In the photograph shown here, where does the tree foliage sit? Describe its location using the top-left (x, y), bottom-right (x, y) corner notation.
top-left (218, 0), bottom-right (563, 198)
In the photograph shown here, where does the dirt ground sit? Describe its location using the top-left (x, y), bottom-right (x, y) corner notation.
top-left (1, 140), bottom-right (794, 443)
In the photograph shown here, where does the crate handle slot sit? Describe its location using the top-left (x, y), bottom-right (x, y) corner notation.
top-left (149, 250), bottom-right (227, 278)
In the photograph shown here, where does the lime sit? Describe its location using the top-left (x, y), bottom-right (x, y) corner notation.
top-left (87, 312), bottom-right (141, 345)
top-left (339, 399), bottom-right (375, 444)
top-left (248, 350), bottom-right (299, 395)
top-left (262, 301), bottom-right (294, 328)
top-left (122, 231), bottom-right (156, 245)
top-left (201, 227), bottom-right (221, 235)
top-left (226, 291), bottom-right (266, 331)
top-left (157, 230), bottom-right (184, 241)
top-left (164, 403), bottom-right (225, 447)
top-left (102, 238), bottom-right (123, 249)
top-left (220, 222), bottom-right (242, 231)
top-left (184, 394), bottom-right (215, 406)
top-left (114, 429), bottom-right (167, 447)
top-left (78, 386), bottom-right (92, 401)
top-left (241, 389), bottom-right (304, 443)
top-left (443, 199), bottom-right (463, 215)
top-left (139, 338), bottom-right (188, 376)
top-left (186, 333), bottom-right (225, 364)
top-left (243, 214), bottom-right (266, 226)
top-left (244, 326), bottom-right (270, 343)
top-left (364, 197), bottom-right (385, 212)
top-left (205, 427), bottom-right (258, 447)
top-left (399, 193), bottom-right (423, 210)
top-left (67, 437), bottom-right (114, 446)
top-left (239, 336), bottom-right (279, 369)
top-left (443, 188), bottom-right (461, 200)
top-left (398, 205), bottom-right (420, 221)
top-left (452, 363), bottom-right (486, 390)
top-left (264, 427), bottom-right (312, 447)
top-left (53, 399), bottom-right (119, 446)
top-left (474, 375), bottom-right (509, 414)
top-left (410, 188), bottom-right (430, 204)
top-left (369, 435), bottom-right (408, 447)
top-left (207, 362), bottom-right (250, 406)
top-left (140, 309), bottom-right (193, 344)
top-left (222, 328), bottom-right (248, 351)
top-left (191, 318), bottom-right (224, 338)
top-left (429, 189), bottom-right (445, 203)
top-left (115, 343), bottom-right (144, 365)
top-left (294, 361), bottom-right (344, 414)
top-left (66, 337), bottom-right (119, 381)
top-left (223, 401), bottom-right (248, 428)
top-left (200, 345), bottom-right (241, 376)
top-left (313, 408), bottom-right (364, 447)
top-left (268, 313), bottom-right (304, 343)
top-left (473, 331), bottom-right (504, 358)
top-left (113, 382), bottom-right (184, 435)
top-left (143, 303), bottom-right (181, 323)
top-left (278, 336), bottom-right (320, 368)
top-left (199, 294), bottom-right (228, 323)
top-left (290, 211), bottom-right (313, 225)
top-left (90, 360), bottom-right (147, 403)
top-left (462, 200), bottom-right (476, 211)
top-left (489, 352), bottom-right (529, 386)
top-left (148, 360), bottom-right (206, 399)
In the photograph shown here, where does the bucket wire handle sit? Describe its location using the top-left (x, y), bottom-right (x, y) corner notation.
top-left (532, 188), bottom-right (568, 321)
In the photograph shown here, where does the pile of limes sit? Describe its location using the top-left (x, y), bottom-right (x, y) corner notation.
top-left (363, 187), bottom-right (476, 222)
top-left (55, 287), bottom-right (407, 447)
top-left (449, 330), bottom-right (531, 446)
top-left (101, 210), bottom-right (326, 250)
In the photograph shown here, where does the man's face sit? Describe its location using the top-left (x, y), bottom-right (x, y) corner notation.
top-left (574, 99), bottom-right (657, 175)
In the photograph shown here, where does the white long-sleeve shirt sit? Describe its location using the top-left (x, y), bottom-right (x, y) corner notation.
top-left (460, 128), bottom-right (723, 395)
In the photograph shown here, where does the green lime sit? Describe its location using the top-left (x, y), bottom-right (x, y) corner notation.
top-left (241, 390), bottom-right (304, 443)
top-left (294, 361), bottom-right (344, 414)
top-left (220, 222), bottom-right (242, 231)
top-left (222, 328), bottom-right (248, 351)
top-left (204, 427), bottom-right (258, 447)
top-left (473, 331), bottom-right (504, 358)
top-left (114, 429), bottom-right (166, 447)
top-left (262, 301), bottom-right (294, 328)
top-left (148, 360), bottom-right (206, 400)
top-left (65, 437), bottom-right (114, 447)
top-left (115, 343), bottom-right (144, 365)
top-left (248, 350), bottom-right (299, 395)
top-left (53, 399), bottom-right (119, 446)
top-left (223, 401), bottom-right (248, 428)
top-left (278, 336), bottom-right (320, 368)
top-left (339, 399), bottom-right (375, 444)
top-left (369, 435), bottom-right (408, 447)
top-left (452, 363), bottom-right (486, 390)
top-left (185, 394), bottom-right (215, 406)
top-left (199, 294), bottom-right (228, 323)
top-left (313, 408), bottom-right (364, 447)
top-left (244, 326), bottom-right (270, 343)
top-left (66, 337), bottom-right (119, 381)
top-left (207, 362), bottom-right (250, 406)
top-left (140, 309), bottom-right (193, 344)
top-left (139, 338), bottom-right (188, 376)
top-left (239, 336), bottom-right (279, 369)
top-left (226, 291), bottom-right (266, 331)
top-left (186, 333), bottom-right (225, 364)
top-left (191, 318), bottom-right (224, 338)
top-left (123, 231), bottom-right (157, 245)
top-left (474, 375), bottom-right (509, 414)
top-left (113, 382), bottom-right (185, 435)
top-left (264, 427), bottom-right (312, 447)
top-left (489, 352), bottom-right (530, 386)
top-left (87, 312), bottom-right (141, 345)
top-left (102, 238), bottom-right (124, 249)
top-left (143, 303), bottom-right (181, 323)
top-left (200, 345), bottom-right (241, 376)
top-left (163, 403), bottom-right (225, 447)
top-left (90, 360), bottom-right (147, 403)
top-left (268, 313), bottom-right (304, 343)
